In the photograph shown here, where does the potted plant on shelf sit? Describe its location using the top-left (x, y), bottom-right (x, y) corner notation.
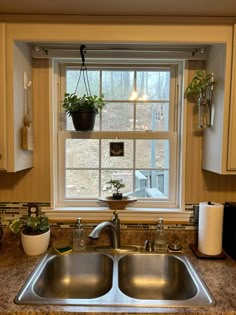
top-left (185, 70), bottom-right (215, 128)
top-left (98, 179), bottom-right (137, 210)
top-left (106, 179), bottom-right (126, 200)
top-left (63, 93), bottom-right (105, 131)
top-left (9, 214), bottom-right (50, 256)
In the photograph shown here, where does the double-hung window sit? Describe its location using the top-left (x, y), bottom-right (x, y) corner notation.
top-left (56, 61), bottom-right (182, 209)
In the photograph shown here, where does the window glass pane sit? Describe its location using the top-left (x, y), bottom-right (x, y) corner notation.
top-left (102, 71), bottom-right (134, 100)
top-left (101, 170), bottom-right (133, 197)
top-left (66, 139), bottom-right (99, 168)
top-left (101, 140), bottom-right (133, 168)
top-left (65, 115), bottom-right (74, 131)
top-left (136, 103), bottom-right (169, 131)
top-left (135, 140), bottom-right (169, 169)
top-left (66, 170), bottom-right (99, 198)
top-left (135, 170), bottom-right (169, 199)
top-left (137, 71), bottom-right (170, 100)
top-left (102, 103), bottom-right (134, 131)
top-left (66, 70), bottom-right (100, 95)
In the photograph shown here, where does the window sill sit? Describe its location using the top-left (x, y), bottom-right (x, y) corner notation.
top-left (42, 206), bottom-right (192, 224)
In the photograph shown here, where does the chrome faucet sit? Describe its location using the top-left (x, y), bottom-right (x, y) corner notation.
top-left (89, 211), bottom-right (120, 249)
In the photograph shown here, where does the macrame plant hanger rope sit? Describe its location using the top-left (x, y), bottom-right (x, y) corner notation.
top-left (74, 44), bottom-right (92, 96)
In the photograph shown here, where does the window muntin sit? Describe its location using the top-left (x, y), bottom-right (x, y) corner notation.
top-left (57, 64), bottom-right (180, 208)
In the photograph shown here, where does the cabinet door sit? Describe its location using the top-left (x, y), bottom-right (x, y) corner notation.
top-left (0, 27), bottom-right (33, 172)
top-left (202, 43), bottom-right (233, 174)
top-left (0, 23), bottom-right (7, 170)
top-left (227, 25), bottom-right (236, 170)
top-left (5, 40), bottom-right (33, 172)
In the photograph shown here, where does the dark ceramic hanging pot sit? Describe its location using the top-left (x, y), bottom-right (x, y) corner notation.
top-left (71, 110), bottom-right (96, 131)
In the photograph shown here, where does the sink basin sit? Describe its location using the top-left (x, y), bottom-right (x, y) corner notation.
top-left (33, 252), bottom-right (113, 299)
top-left (16, 252), bottom-right (113, 304)
top-left (118, 254), bottom-right (197, 300)
top-left (15, 249), bottom-right (215, 308)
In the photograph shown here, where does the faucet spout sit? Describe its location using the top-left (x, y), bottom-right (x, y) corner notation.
top-left (89, 211), bottom-right (120, 249)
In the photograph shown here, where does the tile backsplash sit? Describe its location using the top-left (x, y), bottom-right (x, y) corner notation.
top-left (0, 202), bottom-right (50, 227)
top-left (0, 202), bottom-right (197, 232)
top-left (0, 202), bottom-right (198, 251)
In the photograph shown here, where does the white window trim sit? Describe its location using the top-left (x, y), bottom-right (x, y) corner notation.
top-left (49, 59), bottom-right (189, 223)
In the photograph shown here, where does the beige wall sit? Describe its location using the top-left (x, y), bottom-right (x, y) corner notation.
top-left (0, 59), bottom-right (236, 204)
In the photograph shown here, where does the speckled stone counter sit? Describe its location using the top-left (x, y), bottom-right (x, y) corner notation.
top-left (0, 227), bottom-right (236, 315)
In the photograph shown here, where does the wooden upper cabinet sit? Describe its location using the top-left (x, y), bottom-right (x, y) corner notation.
top-left (202, 38), bottom-right (236, 174)
top-left (7, 41), bottom-right (34, 172)
top-left (0, 26), bottom-right (33, 172)
top-left (227, 25), bottom-right (236, 171)
top-left (0, 23), bottom-right (7, 171)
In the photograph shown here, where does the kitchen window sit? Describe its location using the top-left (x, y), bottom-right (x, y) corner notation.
top-left (55, 61), bottom-right (183, 210)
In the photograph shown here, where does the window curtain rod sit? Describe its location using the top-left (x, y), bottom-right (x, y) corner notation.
top-left (32, 45), bottom-right (208, 60)
top-left (33, 45), bottom-right (207, 54)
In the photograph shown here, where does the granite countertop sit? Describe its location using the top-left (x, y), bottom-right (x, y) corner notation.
top-left (0, 229), bottom-right (236, 315)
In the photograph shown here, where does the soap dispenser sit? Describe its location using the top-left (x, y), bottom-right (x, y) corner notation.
top-left (73, 217), bottom-right (86, 251)
top-left (154, 218), bottom-right (167, 253)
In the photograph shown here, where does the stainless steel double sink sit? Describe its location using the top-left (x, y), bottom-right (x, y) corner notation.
top-left (15, 248), bottom-right (215, 308)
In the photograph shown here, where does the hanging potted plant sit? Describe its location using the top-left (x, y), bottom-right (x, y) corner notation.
top-left (63, 93), bottom-right (105, 131)
top-left (185, 70), bottom-right (215, 128)
top-left (9, 214), bottom-right (50, 256)
top-left (62, 44), bottom-right (105, 131)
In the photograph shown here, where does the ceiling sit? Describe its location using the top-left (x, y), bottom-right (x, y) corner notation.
top-left (0, 0), bottom-right (236, 17)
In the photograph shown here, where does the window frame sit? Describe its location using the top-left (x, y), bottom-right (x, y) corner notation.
top-left (50, 59), bottom-right (187, 220)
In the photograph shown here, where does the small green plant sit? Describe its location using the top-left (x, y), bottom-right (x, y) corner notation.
top-left (9, 215), bottom-right (50, 235)
top-left (63, 93), bottom-right (105, 116)
top-left (107, 179), bottom-right (125, 199)
top-left (185, 70), bottom-right (215, 97)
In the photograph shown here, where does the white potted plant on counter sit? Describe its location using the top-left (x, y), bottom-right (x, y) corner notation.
top-left (9, 214), bottom-right (50, 256)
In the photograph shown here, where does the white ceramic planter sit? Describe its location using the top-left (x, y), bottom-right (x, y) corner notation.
top-left (21, 229), bottom-right (50, 256)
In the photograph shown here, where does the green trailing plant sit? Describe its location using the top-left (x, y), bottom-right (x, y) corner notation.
top-left (63, 93), bottom-right (105, 116)
top-left (185, 70), bottom-right (215, 97)
top-left (9, 215), bottom-right (50, 235)
top-left (107, 179), bottom-right (126, 195)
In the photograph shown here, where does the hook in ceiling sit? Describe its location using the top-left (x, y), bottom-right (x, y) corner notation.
top-left (80, 44), bottom-right (86, 66)
top-left (74, 44), bottom-right (91, 96)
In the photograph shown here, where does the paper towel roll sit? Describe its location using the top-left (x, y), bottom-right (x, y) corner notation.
top-left (198, 202), bottom-right (224, 255)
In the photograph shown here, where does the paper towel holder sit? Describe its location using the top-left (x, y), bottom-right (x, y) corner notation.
top-left (190, 244), bottom-right (226, 259)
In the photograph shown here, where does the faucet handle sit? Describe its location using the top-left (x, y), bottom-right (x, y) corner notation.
top-left (112, 211), bottom-right (120, 227)
top-left (144, 240), bottom-right (154, 252)
top-left (112, 210), bottom-right (118, 221)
